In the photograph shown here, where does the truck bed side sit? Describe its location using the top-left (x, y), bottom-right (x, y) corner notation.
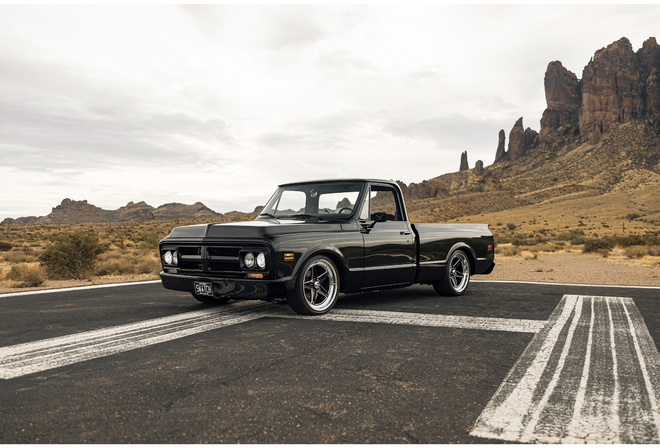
top-left (411, 223), bottom-right (494, 283)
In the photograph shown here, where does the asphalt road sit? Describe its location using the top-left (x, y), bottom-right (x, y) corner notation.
top-left (0, 280), bottom-right (658, 443)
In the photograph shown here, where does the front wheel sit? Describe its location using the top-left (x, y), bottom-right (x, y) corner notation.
top-left (192, 293), bottom-right (231, 305)
top-left (287, 255), bottom-right (340, 315)
top-left (433, 250), bottom-right (471, 296)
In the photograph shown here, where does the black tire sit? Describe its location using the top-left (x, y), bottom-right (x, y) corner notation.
top-left (287, 255), bottom-right (340, 315)
top-left (191, 293), bottom-right (231, 305)
top-left (433, 249), bottom-right (471, 296)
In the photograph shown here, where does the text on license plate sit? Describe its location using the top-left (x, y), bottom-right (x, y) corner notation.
top-left (194, 281), bottom-right (213, 296)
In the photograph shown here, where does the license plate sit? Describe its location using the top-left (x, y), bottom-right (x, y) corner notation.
top-left (194, 281), bottom-right (213, 296)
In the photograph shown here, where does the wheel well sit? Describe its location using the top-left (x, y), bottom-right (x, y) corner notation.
top-left (453, 246), bottom-right (476, 275)
top-left (305, 250), bottom-right (349, 293)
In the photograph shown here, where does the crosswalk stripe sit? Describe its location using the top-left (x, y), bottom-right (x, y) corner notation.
top-left (470, 295), bottom-right (660, 444)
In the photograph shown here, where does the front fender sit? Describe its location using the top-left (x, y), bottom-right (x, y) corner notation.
top-left (286, 245), bottom-right (351, 292)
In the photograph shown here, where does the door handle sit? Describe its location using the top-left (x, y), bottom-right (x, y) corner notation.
top-left (400, 231), bottom-right (412, 236)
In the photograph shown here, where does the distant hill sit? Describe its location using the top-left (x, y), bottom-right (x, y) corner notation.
top-left (1, 199), bottom-right (261, 225)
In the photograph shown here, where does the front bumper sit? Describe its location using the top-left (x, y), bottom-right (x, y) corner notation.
top-left (160, 272), bottom-right (289, 299)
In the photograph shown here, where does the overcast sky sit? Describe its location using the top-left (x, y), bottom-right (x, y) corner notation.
top-left (2, 3), bottom-right (659, 219)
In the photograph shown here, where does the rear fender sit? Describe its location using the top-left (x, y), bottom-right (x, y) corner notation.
top-left (446, 243), bottom-right (477, 274)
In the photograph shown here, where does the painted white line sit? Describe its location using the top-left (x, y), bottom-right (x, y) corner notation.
top-left (0, 301), bottom-right (267, 380)
top-left (0, 303), bottom-right (545, 380)
top-left (473, 279), bottom-right (660, 290)
top-left (266, 308), bottom-right (546, 334)
top-left (0, 280), bottom-right (162, 298)
top-left (470, 295), bottom-right (660, 444)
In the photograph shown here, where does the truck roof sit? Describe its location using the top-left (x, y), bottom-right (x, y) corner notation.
top-left (278, 178), bottom-right (397, 187)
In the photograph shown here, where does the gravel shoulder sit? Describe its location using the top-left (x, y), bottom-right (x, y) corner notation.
top-left (475, 249), bottom-right (660, 287)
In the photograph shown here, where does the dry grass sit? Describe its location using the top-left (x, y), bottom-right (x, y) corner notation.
top-left (0, 220), bottom-right (192, 290)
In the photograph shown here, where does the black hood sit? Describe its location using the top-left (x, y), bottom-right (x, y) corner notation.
top-left (166, 219), bottom-right (345, 240)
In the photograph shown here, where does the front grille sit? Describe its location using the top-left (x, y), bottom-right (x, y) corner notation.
top-left (207, 246), bottom-right (242, 273)
top-left (163, 243), bottom-right (268, 277)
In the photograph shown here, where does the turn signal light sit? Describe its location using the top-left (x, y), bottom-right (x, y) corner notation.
top-left (247, 273), bottom-right (263, 279)
top-left (283, 253), bottom-right (295, 261)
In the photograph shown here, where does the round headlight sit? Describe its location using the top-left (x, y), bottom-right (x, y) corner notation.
top-left (244, 252), bottom-right (255, 268)
top-left (256, 252), bottom-right (266, 269)
top-left (172, 251), bottom-right (178, 265)
top-left (163, 251), bottom-right (172, 265)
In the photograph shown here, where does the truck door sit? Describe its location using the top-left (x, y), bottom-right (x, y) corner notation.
top-left (360, 183), bottom-right (416, 288)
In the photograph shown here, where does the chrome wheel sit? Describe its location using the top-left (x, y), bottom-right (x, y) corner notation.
top-left (302, 258), bottom-right (338, 312)
top-left (448, 251), bottom-right (470, 293)
top-left (433, 249), bottom-right (471, 296)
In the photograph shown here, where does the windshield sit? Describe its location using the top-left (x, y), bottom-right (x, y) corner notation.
top-left (258, 182), bottom-right (364, 219)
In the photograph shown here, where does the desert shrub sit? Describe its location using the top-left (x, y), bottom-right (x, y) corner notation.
top-left (0, 241), bottom-right (12, 251)
top-left (626, 213), bottom-right (641, 220)
top-left (496, 245), bottom-right (518, 257)
top-left (4, 250), bottom-right (38, 264)
top-left (6, 264), bottom-right (47, 287)
top-left (625, 246), bottom-right (647, 259)
top-left (506, 223), bottom-right (517, 231)
top-left (135, 257), bottom-right (161, 275)
top-left (494, 234), bottom-right (512, 245)
top-left (39, 231), bottom-right (108, 280)
top-left (555, 229), bottom-right (585, 242)
top-left (139, 231), bottom-right (161, 250)
top-left (582, 238), bottom-right (614, 254)
top-left (95, 257), bottom-right (136, 276)
top-left (511, 236), bottom-right (530, 247)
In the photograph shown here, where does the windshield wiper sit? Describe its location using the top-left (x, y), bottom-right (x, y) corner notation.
top-left (258, 213), bottom-right (277, 219)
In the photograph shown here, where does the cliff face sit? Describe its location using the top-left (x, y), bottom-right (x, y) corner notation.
top-left (540, 37), bottom-right (660, 143)
top-left (539, 61), bottom-right (581, 142)
top-left (493, 36), bottom-right (660, 164)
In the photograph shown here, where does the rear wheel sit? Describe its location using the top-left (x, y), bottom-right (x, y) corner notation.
top-left (191, 293), bottom-right (231, 305)
top-left (433, 250), bottom-right (471, 296)
top-left (287, 255), bottom-right (339, 315)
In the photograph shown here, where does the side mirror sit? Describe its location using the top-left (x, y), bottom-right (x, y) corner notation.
top-left (359, 220), bottom-right (377, 234)
top-left (371, 212), bottom-right (387, 222)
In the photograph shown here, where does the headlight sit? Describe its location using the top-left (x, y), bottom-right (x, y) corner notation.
top-left (244, 252), bottom-right (255, 268)
top-left (163, 251), bottom-right (173, 265)
top-left (256, 252), bottom-right (266, 269)
top-left (172, 251), bottom-right (178, 265)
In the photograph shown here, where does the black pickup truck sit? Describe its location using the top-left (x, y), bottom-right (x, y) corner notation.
top-left (160, 179), bottom-right (494, 315)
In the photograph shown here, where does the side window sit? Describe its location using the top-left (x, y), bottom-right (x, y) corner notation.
top-left (369, 186), bottom-right (402, 221)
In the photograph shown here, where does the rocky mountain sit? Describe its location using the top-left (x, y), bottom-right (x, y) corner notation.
top-left (406, 36), bottom-right (660, 223)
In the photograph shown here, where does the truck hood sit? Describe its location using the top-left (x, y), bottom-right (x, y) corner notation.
top-left (166, 219), bottom-right (345, 240)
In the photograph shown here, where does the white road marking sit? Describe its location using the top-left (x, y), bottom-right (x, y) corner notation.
top-left (473, 279), bottom-right (660, 290)
top-left (265, 308), bottom-right (545, 333)
top-left (0, 303), bottom-right (544, 380)
top-left (0, 280), bottom-right (162, 298)
top-left (0, 301), bottom-right (266, 380)
top-left (470, 295), bottom-right (660, 444)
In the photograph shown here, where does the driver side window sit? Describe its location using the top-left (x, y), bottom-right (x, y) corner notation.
top-left (366, 185), bottom-right (403, 221)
